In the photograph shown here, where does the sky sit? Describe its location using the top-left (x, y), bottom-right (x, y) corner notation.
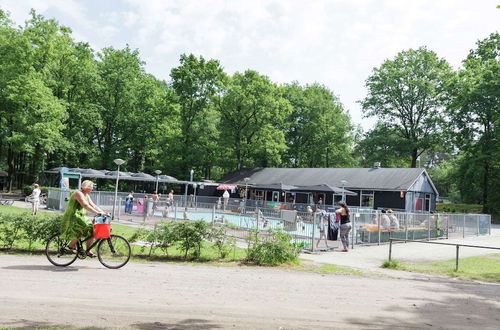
top-left (1, 0), bottom-right (499, 131)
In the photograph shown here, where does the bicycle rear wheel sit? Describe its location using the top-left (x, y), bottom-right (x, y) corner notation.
top-left (45, 233), bottom-right (78, 267)
top-left (97, 234), bottom-right (131, 269)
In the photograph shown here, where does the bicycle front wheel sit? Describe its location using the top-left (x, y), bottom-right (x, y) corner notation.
top-left (45, 233), bottom-right (78, 267)
top-left (97, 234), bottom-right (131, 269)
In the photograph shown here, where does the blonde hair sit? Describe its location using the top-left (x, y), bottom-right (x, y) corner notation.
top-left (81, 180), bottom-right (94, 190)
top-left (33, 184), bottom-right (39, 189)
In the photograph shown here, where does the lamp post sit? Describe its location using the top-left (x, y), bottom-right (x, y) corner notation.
top-left (154, 170), bottom-right (162, 193)
top-left (340, 180), bottom-right (347, 204)
top-left (184, 169), bottom-right (194, 206)
top-left (111, 158), bottom-right (125, 220)
top-left (193, 182), bottom-right (198, 208)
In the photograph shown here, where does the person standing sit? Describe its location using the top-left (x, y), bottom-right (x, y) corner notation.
top-left (136, 195), bottom-right (145, 214)
top-left (124, 192), bottom-right (134, 214)
top-left (28, 184), bottom-right (41, 215)
top-left (222, 190), bottom-right (230, 211)
top-left (316, 210), bottom-right (329, 249)
top-left (336, 203), bottom-right (351, 252)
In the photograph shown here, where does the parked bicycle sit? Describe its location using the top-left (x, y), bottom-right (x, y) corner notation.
top-left (45, 214), bottom-right (131, 269)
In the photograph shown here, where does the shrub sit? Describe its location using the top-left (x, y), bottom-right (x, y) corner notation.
top-left (381, 259), bottom-right (401, 269)
top-left (142, 221), bottom-right (177, 257)
top-left (246, 229), bottom-right (301, 265)
top-left (0, 211), bottom-right (62, 250)
top-left (0, 213), bottom-right (24, 249)
top-left (174, 220), bottom-right (210, 259)
top-left (209, 224), bottom-right (235, 259)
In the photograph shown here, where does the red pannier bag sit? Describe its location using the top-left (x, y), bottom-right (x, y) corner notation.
top-left (93, 223), bottom-right (111, 239)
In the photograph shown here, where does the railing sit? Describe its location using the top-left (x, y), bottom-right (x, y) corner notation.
top-left (388, 238), bottom-right (500, 271)
top-left (47, 188), bottom-right (492, 252)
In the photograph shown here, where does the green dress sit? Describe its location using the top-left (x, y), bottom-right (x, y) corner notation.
top-left (60, 192), bottom-right (94, 240)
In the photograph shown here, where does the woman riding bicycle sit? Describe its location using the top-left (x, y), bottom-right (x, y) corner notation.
top-left (60, 180), bottom-right (105, 257)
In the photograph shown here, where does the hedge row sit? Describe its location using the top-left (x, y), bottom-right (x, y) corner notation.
top-left (436, 203), bottom-right (483, 214)
top-left (0, 212), bottom-right (62, 250)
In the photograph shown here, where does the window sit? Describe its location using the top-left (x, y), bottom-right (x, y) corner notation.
top-left (425, 194), bottom-right (431, 211)
top-left (254, 190), bottom-right (264, 200)
top-left (360, 190), bottom-right (374, 208)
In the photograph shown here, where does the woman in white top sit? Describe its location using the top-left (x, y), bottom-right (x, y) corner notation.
top-left (29, 183), bottom-right (41, 215)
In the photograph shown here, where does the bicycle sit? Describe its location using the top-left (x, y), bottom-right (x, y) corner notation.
top-left (45, 214), bottom-right (131, 269)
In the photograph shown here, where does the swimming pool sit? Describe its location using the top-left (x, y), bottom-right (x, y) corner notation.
top-left (157, 210), bottom-right (315, 239)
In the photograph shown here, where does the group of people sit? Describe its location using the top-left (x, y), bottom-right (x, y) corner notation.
top-left (314, 203), bottom-right (351, 252)
top-left (123, 190), bottom-right (175, 217)
top-left (372, 209), bottom-right (400, 230)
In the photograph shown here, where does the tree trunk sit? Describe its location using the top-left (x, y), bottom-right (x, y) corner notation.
top-left (7, 145), bottom-right (14, 192)
top-left (411, 148), bottom-right (418, 168)
top-left (482, 161), bottom-right (490, 214)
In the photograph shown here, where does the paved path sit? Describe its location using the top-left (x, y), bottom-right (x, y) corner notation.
top-left (1, 254), bottom-right (500, 329)
top-left (300, 227), bottom-right (500, 275)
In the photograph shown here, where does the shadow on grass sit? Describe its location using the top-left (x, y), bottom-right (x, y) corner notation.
top-left (132, 318), bottom-right (222, 329)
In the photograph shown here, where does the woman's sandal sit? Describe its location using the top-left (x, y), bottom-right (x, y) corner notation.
top-left (85, 251), bottom-right (97, 258)
top-left (66, 246), bottom-right (77, 254)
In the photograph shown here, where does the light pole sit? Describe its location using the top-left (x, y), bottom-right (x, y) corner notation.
top-left (184, 169), bottom-right (194, 206)
top-left (193, 182), bottom-right (197, 208)
top-left (154, 170), bottom-right (162, 193)
top-left (111, 158), bottom-right (125, 220)
top-left (340, 180), bottom-right (347, 204)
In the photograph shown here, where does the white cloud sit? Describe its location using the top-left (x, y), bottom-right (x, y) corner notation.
top-left (1, 0), bottom-right (499, 130)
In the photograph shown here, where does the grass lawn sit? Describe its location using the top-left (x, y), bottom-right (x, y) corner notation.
top-left (1, 205), bottom-right (366, 274)
top-left (0, 205), bottom-right (36, 215)
top-left (382, 254), bottom-right (500, 282)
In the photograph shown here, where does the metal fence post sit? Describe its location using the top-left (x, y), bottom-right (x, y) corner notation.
top-left (489, 215), bottom-right (491, 236)
top-left (446, 214), bottom-right (449, 239)
top-left (463, 214), bottom-right (466, 238)
top-left (256, 207), bottom-right (259, 230)
top-left (311, 212), bottom-right (316, 253)
top-left (427, 214), bottom-right (431, 241)
top-left (405, 213), bottom-right (408, 241)
top-left (476, 216), bottom-right (479, 236)
top-left (455, 245), bottom-right (459, 271)
top-left (212, 205), bottom-right (215, 225)
top-left (174, 201), bottom-right (177, 220)
top-left (389, 239), bottom-right (393, 261)
top-left (377, 210), bottom-right (381, 245)
top-left (351, 213), bottom-right (355, 250)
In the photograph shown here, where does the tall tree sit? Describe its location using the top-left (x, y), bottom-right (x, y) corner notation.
top-left (170, 54), bottom-right (225, 179)
top-left (95, 46), bottom-right (144, 169)
top-left (283, 83), bottom-right (354, 168)
top-left (217, 70), bottom-right (291, 171)
top-left (447, 32), bottom-right (500, 214)
top-left (361, 47), bottom-right (453, 168)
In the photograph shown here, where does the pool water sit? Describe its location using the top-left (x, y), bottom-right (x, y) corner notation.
top-left (157, 210), bottom-right (314, 238)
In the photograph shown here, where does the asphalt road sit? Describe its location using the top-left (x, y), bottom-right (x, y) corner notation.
top-left (1, 254), bottom-right (499, 329)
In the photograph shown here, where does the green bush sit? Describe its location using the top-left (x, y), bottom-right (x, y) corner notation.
top-left (436, 203), bottom-right (483, 214)
top-left (174, 220), bottom-right (210, 258)
top-left (0, 211), bottom-right (62, 250)
top-left (23, 185), bottom-right (50, 196)
top-left (209, 224), bottom-right (235, 259)
top-left (0, 213), bottom-right (24, 249)
top-left (381, 259), bottom-right (401, 269)
top-left (142, 221), bottom-right (177, 257)
top-left (246, 229), bottom-right (301, 265)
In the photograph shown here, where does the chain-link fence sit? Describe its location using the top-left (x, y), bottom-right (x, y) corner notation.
top-left (47, 189), bottom-right (492, 252)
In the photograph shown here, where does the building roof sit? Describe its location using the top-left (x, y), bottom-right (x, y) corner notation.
top-left (221, 167), bottom-right (430, 191)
